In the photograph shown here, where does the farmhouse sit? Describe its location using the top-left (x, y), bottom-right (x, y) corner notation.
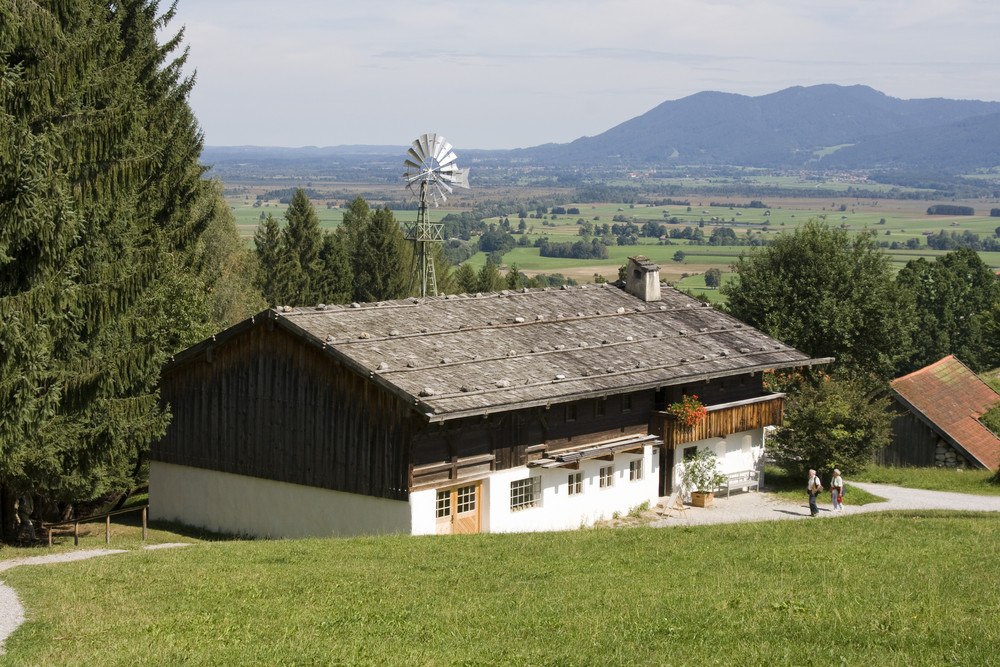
top-left (149, 257), bottom-right (829, 538)
top-left (877, 355), bottom-right (1000, 470)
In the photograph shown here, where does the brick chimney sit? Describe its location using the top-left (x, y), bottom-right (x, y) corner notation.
top-left (625, 255), bottom-right (661, 302)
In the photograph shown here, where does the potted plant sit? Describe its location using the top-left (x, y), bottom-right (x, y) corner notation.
top-left (681, 448), bottom-right (726, 507)
top-left (668, 394), bottom-right (707, 427)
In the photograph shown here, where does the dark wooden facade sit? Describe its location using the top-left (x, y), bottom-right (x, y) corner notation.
top-left (409, 391), bottom-right (654, 490)
top-left (874, 404), bottom-right (937, 467)
top-left (154, 321), bottom-right (415, 501)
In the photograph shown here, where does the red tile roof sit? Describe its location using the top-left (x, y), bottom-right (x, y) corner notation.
top-left (891, 355), bottom-right (1000, 470)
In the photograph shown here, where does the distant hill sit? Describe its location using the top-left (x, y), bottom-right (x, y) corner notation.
top-left (203, 85), bottom-right (1000, 176)
top-left (511, 84), bottom-right (1000, 169)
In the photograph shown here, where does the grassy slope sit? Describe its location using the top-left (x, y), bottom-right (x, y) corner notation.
top-left (4, 513), bottom-right (1000, 665)
top-left (851, 465), bottom-right (1000, 496)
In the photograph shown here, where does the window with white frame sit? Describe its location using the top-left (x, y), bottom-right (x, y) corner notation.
top-left (435, 490), bottom-right (451, 518)
top-left (568, 472), bottom-right (583, 495)
top-left (599, 465), bottom-right (614, 488)
top-left (629, 459), bottom-right (644, 481)
top-left (510, 476), bottom-right (541, 511)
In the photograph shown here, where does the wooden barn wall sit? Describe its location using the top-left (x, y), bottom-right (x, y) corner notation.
top-left (408, 378), bottom-right (775, 489)
top-left (874, 404), bottom-right (939, 467)
top-left (152, 324), bottom-right (413, 500)
top-left (409, 390), bottom-right (654, 490)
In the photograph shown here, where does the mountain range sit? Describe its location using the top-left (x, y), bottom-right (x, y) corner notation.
top-left (202, 85), bottom-right (1000, 174)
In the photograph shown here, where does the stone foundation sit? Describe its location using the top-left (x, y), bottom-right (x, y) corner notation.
top-left (934, 439), bottom-right (969, 469)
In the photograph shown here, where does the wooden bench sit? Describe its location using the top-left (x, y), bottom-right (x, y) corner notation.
top-left (718, 470), bottom-right (760, 498)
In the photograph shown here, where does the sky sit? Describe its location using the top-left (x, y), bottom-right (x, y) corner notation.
top-left (169, 0), bottom-right (1000, 150)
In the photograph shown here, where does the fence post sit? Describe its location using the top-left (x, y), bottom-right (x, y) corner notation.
top-left (142, 507), bottom-right (147, 541)
top-left (74, 522), bottom-right (79, 547)
top-left (105, 515), bottom-right (110, 544)
top-left (47, 527), bottom-right (52, 548)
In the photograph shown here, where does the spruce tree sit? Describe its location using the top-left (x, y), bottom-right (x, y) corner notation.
top-left (454, 263), bottom-right (478, 294)
top-left (349, 206), bottom-right (408, 303)
top-left (315, 232), bottom-right (354, 305)
top-left (254, 213), bottom-right (284, 306)
top-left (280, 188), bottom-right (324, 304)
top-left (0, 0), bottom-right (212, 538)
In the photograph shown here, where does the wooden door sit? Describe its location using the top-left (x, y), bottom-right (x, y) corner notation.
top-left (435, 483), bottom-right (481, 535)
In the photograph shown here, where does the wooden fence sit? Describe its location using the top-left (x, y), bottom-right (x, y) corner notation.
top-left (43, 505), bottom-right (148, 547)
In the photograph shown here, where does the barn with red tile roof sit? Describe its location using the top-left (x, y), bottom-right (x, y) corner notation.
top-left (877, 355), bottom-right (1000, 470)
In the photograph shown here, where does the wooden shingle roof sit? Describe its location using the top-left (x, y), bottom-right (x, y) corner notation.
top-left (259, 282), bottom-right (828, 421)
top-left (891, 355), bottom-right (1000, 470)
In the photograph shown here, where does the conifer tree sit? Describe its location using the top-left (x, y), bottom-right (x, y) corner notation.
top-left (454, 263), bottom-right (478, 293)
top-left (280, 189), bottom-right (324, 304)
top-left (254, 214), bottom-right (284, 306)
top-left (351, 207), bottom-right (408, 303)
top-left (476, 259), bottom-right (504, 293)
top-left (315, 232), bottom-right (353, 305)
top-left (0, 0), bottom-right (213, 538)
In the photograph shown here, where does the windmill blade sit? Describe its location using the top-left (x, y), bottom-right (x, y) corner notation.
top-left (429, 134), bottom-right (444, 161)
top-left (410, 139), bottom-right (427, 162)
top-left (407, 147), bottom-right (426, 165)
top-left (419, 134), bottom-right (431, 160)
top-left (436, 150), bottom-right (458, 170)
top-left (404, 157), bottom-right (425, 173)
top-left (433, 139), bottom-right (453, 162)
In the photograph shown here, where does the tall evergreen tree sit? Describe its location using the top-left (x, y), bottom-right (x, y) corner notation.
top-left (280, 188), bottom-right (324, 304)
top-left (0, 0), bottom-right (212, 538)
top-left (454, 263), bottom-right (477, 293)
top-left (315, 232), bottom-right (353, 305)
top-left (253, 213), bottom-right (283, 306)
top-left (351, 207), bottom-right (408, 303)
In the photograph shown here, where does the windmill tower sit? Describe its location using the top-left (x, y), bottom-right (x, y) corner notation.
top-left (403, 133), bottom-right (469, 297)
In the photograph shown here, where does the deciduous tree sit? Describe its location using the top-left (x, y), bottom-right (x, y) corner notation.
top-left (722, 221), bottom-right (911, 379)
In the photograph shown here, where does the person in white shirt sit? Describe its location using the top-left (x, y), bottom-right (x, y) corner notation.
top-left (807, 469), bottom-right (822, 516)
top-left (830, 469), bottom-right (844, 510)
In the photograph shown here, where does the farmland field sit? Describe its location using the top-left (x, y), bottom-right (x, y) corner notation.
top-left (224, 186), bottom-right (1000, 292)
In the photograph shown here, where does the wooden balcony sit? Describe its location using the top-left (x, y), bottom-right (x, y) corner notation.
top-left (654, 394), bottom-right (785, 449)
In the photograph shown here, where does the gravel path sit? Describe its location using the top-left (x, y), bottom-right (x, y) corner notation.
top-left (649, 482), bottom-right (1000, 527)
top-left (0, 544), bottom-right (191, 655)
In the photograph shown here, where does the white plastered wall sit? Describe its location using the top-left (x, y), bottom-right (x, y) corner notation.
top-left (150, 461), bottom-right (411, 539)
top-left (418, 444), bottom-right (658, 534)
top-left (671, 428), bottom-right (765, 497)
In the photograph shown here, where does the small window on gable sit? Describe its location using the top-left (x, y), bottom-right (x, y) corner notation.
top-left (683, 445), bottom-right (698, 461)
top-left (595, 398), bottom-right (606, 417)
top-left (565, 403), bottom-right (577, 422)
top-left (629, 459), bottom-right (644, 481)
top-left (622, 394), bottom-right (633, 412)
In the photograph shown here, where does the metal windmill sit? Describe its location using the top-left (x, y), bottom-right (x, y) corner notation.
top-left (403, 133), bottom-right (469, 297)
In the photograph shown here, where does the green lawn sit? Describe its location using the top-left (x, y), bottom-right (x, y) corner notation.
top-left (4, 512), bottom-right (1000, 665)
top-left (851, 465), bottom-right (1000, 496)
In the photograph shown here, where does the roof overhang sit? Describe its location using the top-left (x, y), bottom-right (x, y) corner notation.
top-left (528, 434), bottom-right (661, 468)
